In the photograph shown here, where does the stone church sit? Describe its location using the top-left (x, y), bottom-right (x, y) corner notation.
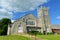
top-left (7, 6), bottom-right (60, 35)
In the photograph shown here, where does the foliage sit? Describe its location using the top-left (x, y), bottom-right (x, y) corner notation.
top-left (28, 31), bottom-right (43, 35)
top-left (28, 31), bottom-right (54, 35)
top-left (28, 31), bottom-right (38, 35)
top-left (0, 18), bottom-right (11, 25)
top-left (0, 18), bottom-right (11, 35)
top-left (47, 32), bottom-right (54, 35)
top-left (37, 32), bottom-right (43, 35)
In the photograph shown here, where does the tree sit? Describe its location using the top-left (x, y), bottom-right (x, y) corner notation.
top-left (1, 18), bottom-right (11, 25)
top-left (0, 18), bottom-right (11, 35)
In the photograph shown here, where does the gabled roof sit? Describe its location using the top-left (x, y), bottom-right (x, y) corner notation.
top-left (13, 13), bottom-right (36, 23)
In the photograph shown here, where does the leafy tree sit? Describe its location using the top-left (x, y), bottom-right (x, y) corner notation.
top-left (0, 18), bottom-right (11, 25)
top-left (0, 18), bottom-right (11, 35)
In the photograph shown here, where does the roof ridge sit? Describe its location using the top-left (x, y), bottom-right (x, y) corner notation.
top-left (13, 13), bottom-right (33, 23)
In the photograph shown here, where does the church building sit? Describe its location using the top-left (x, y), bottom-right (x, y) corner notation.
top-left (7, 6), bottom-right (60, 35)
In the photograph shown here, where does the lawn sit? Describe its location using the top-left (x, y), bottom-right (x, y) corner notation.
top-left (37, 35), bottom-right (60, 40)
top-left (0, 35), bottom-right (31, 40)
top-left (0, 35), bottom-right (60, 40)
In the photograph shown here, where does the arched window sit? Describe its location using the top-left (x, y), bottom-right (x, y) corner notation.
top-left (18, 24), bottom-right (23, 33)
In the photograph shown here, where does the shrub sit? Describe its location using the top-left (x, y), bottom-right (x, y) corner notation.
top-left (28, 31), bottom-right (38, 35)
top-left (37, 32), bottom-right (43, 35)
top-left (47, 32), bottom-right (54, 35)
top-left (28, 31), bottom-right (43, 35)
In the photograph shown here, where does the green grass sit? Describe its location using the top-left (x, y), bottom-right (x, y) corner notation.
top-left (0, 35), bottom-right (31, 40)
top-left (0, 35), bottom-right (60, 40)
top-left (37, 35), bottom-right (60, 40)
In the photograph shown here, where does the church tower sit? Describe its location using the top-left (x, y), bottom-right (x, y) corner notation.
top-left (37, 6), bottom-right (51, 34)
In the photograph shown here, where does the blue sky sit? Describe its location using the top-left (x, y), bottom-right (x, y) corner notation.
top-left (43, 0), bottom-right (60, 25)
top-left (0, 0), bottom-right (60, 25)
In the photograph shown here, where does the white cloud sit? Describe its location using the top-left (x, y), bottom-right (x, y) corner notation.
top-left (56, 16), bottom-right (60, 19)
top-left (11, 20), bottom-right (15, 23)
top-left (0, 0), bottom-right (50, 19)
top-left (0, 8), bottom-right (13, 19)
top-left (0, 0), bottom-right (50, 12)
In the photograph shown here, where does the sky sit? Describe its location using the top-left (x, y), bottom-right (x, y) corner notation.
top-left (0, 0), bottom-right (60, 25)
